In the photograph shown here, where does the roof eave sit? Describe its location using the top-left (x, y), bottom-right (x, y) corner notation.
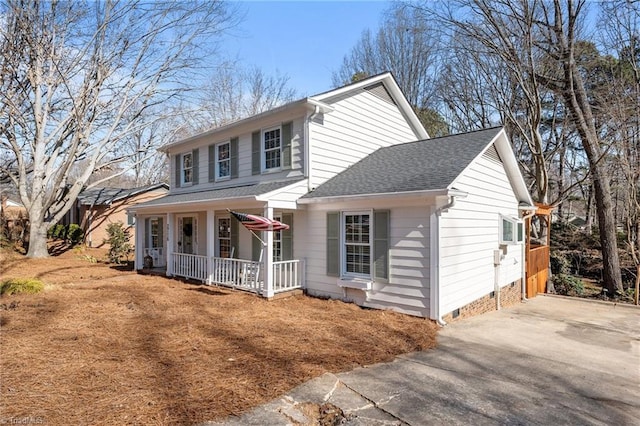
top-left (298, 188), bottom-right (450, 204)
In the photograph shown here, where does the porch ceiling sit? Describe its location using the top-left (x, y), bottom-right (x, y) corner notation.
top-left (129, 179), bottom-right (305, 211)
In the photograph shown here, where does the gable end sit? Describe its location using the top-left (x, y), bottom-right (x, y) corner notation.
top-left (482, 144), bottom-right (502, 164)
top-left (365, 82), bottom-right (396, 106)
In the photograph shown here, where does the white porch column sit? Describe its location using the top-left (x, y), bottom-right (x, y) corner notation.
top-left (166, 213), bottom-right (174, 276)
top-left (134, 214), bottom-right (143, 269)
top-left (262, 206), bottom-right (274, 298)
top-left (206, 209), bottom-right (216, 284)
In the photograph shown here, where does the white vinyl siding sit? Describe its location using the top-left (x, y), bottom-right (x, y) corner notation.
top-left (438, 151), bottom-right (522, 315)
top-left (309, 89), bottom-right (419, 190)
top-left (305, 202), bottom-right (431, 318)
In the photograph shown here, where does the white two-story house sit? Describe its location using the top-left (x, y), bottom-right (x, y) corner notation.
top-left (130, 72), bottom-right (535, 322)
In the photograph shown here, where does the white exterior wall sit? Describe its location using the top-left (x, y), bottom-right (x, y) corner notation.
top-left (168, 114), bottom-right (306, 194)
top-left (438, 152), bottom-right (523, 315)
top-left (304, 198), bottom-right (431, 318)
top-left (309, 90), bottom-right (420, 190)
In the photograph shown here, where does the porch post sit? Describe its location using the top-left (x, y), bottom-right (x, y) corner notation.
top-left (206, 209), bottom-right (216, 284)
top-left (262, 206), bottom-right (274, 298)
top-left (166, 213), bottom-right (174, 276)
top-left (134, 214), bottom-right (143, 270)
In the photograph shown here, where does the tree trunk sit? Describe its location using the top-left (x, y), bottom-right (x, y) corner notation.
top-left (26, 210), bottom-right (49, 258)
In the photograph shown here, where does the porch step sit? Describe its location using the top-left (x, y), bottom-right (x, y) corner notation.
top-left (137, 268), bottom-right (167, 277)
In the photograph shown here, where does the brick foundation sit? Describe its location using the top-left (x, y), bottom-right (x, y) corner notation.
top-left (442, 280), bottom-right (522, 323)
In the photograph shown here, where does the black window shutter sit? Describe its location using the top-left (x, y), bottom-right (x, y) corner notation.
top-left (208, 145), bottom-right (215, 182)
top-left (230, 217), bottom-right (238, 258)
top-left (252, 131), bottom-right (261, 175)
top-left (282, 121), bottom-right (292, 169)
top-left (282, 213), bottom-right (293, 261)
top-left (157, 217), bottom-right (164, 248)
top-left (326, 212), bottom-right (340, 277)
top-left (192, 148), bottom-right (199, 184)
top-left (373, 210), bottom-right (389, 282)
top-left (230, 137), bottom-right (239, 179)
top-left (174, 155), bottom-right (181, 188)
top-left (145, 218), bottom-right (151, 248)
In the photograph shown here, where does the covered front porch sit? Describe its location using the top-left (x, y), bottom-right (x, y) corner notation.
top-left (132, 201), bottom-right (305, 298)
top-left (167, 253), bottom-right (304, 295)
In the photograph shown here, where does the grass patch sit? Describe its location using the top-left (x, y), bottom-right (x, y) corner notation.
top-left (0, 278), bottom-right (45, 296)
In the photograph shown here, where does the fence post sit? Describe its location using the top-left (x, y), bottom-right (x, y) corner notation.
top-left (635, 265), bottom-right (639, 306)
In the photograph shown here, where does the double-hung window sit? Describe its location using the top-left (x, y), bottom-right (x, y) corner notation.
top-left (218, 217), bottom-right (231, 258)
top-left (263, 127), bottom-right (281, 171)
top-left (181, 152), bottom-right (193, 185)
top-left (273, 215), bottom-right (283, 262)
top-left (150, 218), bottom-right (160, 248)
top-left (343, 212), bottom-right (371, 277)
top-left (216, 142), bottom-right (230, 180)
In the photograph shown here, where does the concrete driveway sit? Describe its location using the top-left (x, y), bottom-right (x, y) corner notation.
top-left (209, 295), bottom-right (640, 425)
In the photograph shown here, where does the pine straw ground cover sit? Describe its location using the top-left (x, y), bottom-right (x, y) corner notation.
top-left (0, 247), bottom-right (438, 425)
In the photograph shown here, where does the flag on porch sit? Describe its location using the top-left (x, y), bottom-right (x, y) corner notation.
top-left (229, 210), bottom-right (290, 232)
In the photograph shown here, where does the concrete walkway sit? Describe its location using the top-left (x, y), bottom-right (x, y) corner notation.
top-left (206, 296), bottom-right (640, 425)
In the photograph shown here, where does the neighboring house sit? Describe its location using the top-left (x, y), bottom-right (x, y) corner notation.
top-left (63, 184), bottom-right (169, 248)
top-left (129, 72), bottom-right (535, 322)
top-left (0, 195), bottom-right (28, 241)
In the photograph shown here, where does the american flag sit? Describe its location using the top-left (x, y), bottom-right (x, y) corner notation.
top-left (229, 211), bottom-right (290, 232)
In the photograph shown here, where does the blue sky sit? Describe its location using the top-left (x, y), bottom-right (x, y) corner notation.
top-left (224, 1), bottom-right (393, 96)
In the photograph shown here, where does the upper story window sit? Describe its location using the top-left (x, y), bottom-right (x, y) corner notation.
top-left (343, 212), bottom-right (371, 277)
top-left (181, 152), bottom-right (193, 185)
top-left (216, 142), bottom-right (230, 180)
top-left (263, 127), bottom-right (281, 171)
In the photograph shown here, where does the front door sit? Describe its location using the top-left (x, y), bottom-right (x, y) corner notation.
top-left (178, 216), bottom-right (196, 254)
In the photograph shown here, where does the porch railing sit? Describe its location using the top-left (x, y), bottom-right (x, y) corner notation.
top-left (273, 259), bottom-right (304, 293)
top-left (209, 257), bottom-right (263, 293)
top-left (208, 257), bottom-right (305, 295)
top-left (172, 252), bottom-right (208, 282)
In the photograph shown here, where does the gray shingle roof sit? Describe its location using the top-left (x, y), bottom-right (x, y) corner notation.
top-left (133, 179), bottom-right (304, 208)
top-left (77, 183), bottom-right (168, 205)
top-left (302, 127), bottom-right (503, 199)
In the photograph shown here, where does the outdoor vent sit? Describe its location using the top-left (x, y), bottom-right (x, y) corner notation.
top-left (483, 144), bottom-right (502, 164)
top-left (490, 291), bottom-right (496, 299)
top-left (452, 309), bottom-right (460, 319)
top-left (364, 82), bottom-right (397, 106)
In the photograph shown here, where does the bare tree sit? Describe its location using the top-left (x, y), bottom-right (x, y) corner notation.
top-left (534, 0), bottom-right (623, 294)
top-left (333, 3), bottom-right (446, 136)
top-left (0, 0), bottom-right (238, 257)
top-left (189, 60), bottom-right (298, 132)
top-left (598, 0), bottom-right (640, 265)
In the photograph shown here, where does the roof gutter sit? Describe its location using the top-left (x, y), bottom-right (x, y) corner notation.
top-left (127, 194), bottom-right (258, 212)
top-left (299, 188), bottom-right (451, 205)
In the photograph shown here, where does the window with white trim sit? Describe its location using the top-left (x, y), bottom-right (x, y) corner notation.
top-left (216, 142), bottom-right (230, 180)
top-left (218, 217), bottom-right (231, 258)
top-left (181, 152), bottom-right (193, 185)
top-left (150, 218), bottom-right (160, 248)
top-left (343, 212), bottom-right (371, 277)
top-left (263, 127), bottom-right (281, 170)
top-left (273, 215), bottom-right (282, 262)
top-left (500, 215), bottom-right (524, 245)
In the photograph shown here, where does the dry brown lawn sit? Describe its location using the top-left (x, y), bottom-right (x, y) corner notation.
top-left (0, 245), bottom-right (438, 425)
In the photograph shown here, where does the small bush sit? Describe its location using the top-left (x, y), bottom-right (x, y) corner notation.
top-left (104, 222), bottom-right (132, 264)
top-left (51, 224), bottom-right (66, 240)
top-left (553, 274), bottom-right (585, 296)
top-left (0, 278), bottom-right (45, 296)
top-left (66, 224), bottom-right (84, 244)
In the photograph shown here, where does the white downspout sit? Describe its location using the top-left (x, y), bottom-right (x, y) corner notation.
top-left (432, 192), bottom-right (466, 326)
